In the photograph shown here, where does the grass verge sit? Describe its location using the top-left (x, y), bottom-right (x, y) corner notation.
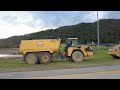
top-left (0, 46), bottom-right (120, 73)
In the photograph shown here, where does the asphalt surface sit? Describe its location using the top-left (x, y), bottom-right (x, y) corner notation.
top-left (1, 65), bottom-right (120, 79)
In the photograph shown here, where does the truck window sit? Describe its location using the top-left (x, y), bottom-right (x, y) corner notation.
top-left (72, 40), bottom-right (80, 46)
top-left (66, 40), bottom-right (72, 47)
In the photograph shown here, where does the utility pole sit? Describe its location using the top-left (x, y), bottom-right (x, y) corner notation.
top-left (97, 11), bottom-right (100, 52)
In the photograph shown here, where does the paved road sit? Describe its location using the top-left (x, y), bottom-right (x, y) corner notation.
top-left (1, 65), bottom-right (120, 79)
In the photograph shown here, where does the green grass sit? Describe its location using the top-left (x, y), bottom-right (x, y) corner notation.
top-left (92, 46), bottom-right (110, 52)
top-left (0, 45), bottom-right (120, 73)
top-left (59, 44), bottom-right (66, 53)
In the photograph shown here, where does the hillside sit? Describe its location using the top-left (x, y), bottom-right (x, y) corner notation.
top-left (0, 19), bottom-right (120, 48)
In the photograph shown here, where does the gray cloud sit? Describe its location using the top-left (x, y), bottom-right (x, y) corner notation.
top-left (31, 11), bottom-right (120, 29)
top-left (0, 11), bottom-right (120, 39)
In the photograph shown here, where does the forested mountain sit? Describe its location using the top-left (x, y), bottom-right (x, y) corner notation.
top-left (0, 19), bottom-right (120, 48)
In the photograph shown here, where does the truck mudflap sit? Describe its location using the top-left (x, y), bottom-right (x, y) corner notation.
top-left (22, 55), bottom-right (25, 61)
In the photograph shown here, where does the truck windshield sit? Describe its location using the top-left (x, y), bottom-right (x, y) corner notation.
top-left (72, 40), bottom-right (80, 45)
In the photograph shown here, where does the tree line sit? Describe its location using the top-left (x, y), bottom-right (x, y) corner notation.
top-left (0, 19), bottom-right (120, 48)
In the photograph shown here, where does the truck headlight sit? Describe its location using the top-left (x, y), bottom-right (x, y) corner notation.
top-left (86, 47), bottom-right (92, 51)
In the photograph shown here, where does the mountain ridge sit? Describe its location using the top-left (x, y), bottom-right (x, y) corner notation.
top-left (0, 19), bottom-right (120, 48)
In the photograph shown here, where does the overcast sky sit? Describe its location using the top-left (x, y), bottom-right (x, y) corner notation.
top-left (0, 11), bottom-right (120, 39)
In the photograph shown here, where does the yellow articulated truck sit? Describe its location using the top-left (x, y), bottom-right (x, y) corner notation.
top-left (19, 38), bottom-right (94, 64)
top-left (108, 44), bottom-right (120, 58)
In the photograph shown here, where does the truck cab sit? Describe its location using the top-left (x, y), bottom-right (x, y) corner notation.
top-left (65, 38), bottom-right (93, 62)
top-left (66, 38), bottom-right (80, 47)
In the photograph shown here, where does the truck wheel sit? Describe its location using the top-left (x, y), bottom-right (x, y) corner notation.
top-left (39, 52), bottom-right (52, 64)
top-left (25, 53), bottom-right (39, 64)
top-left (72, 51), bottom-right (84, 62)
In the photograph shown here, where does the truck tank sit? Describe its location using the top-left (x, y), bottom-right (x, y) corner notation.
top-left (19, 39), bottom-right (61, 54)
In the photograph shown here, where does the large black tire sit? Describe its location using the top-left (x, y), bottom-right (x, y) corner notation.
top-left (71, 51), bottom-right (84, 62)
top-left (39, 52), bottom-right (52, 64)
top-left (25, 53), bottom-right (39, 64)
